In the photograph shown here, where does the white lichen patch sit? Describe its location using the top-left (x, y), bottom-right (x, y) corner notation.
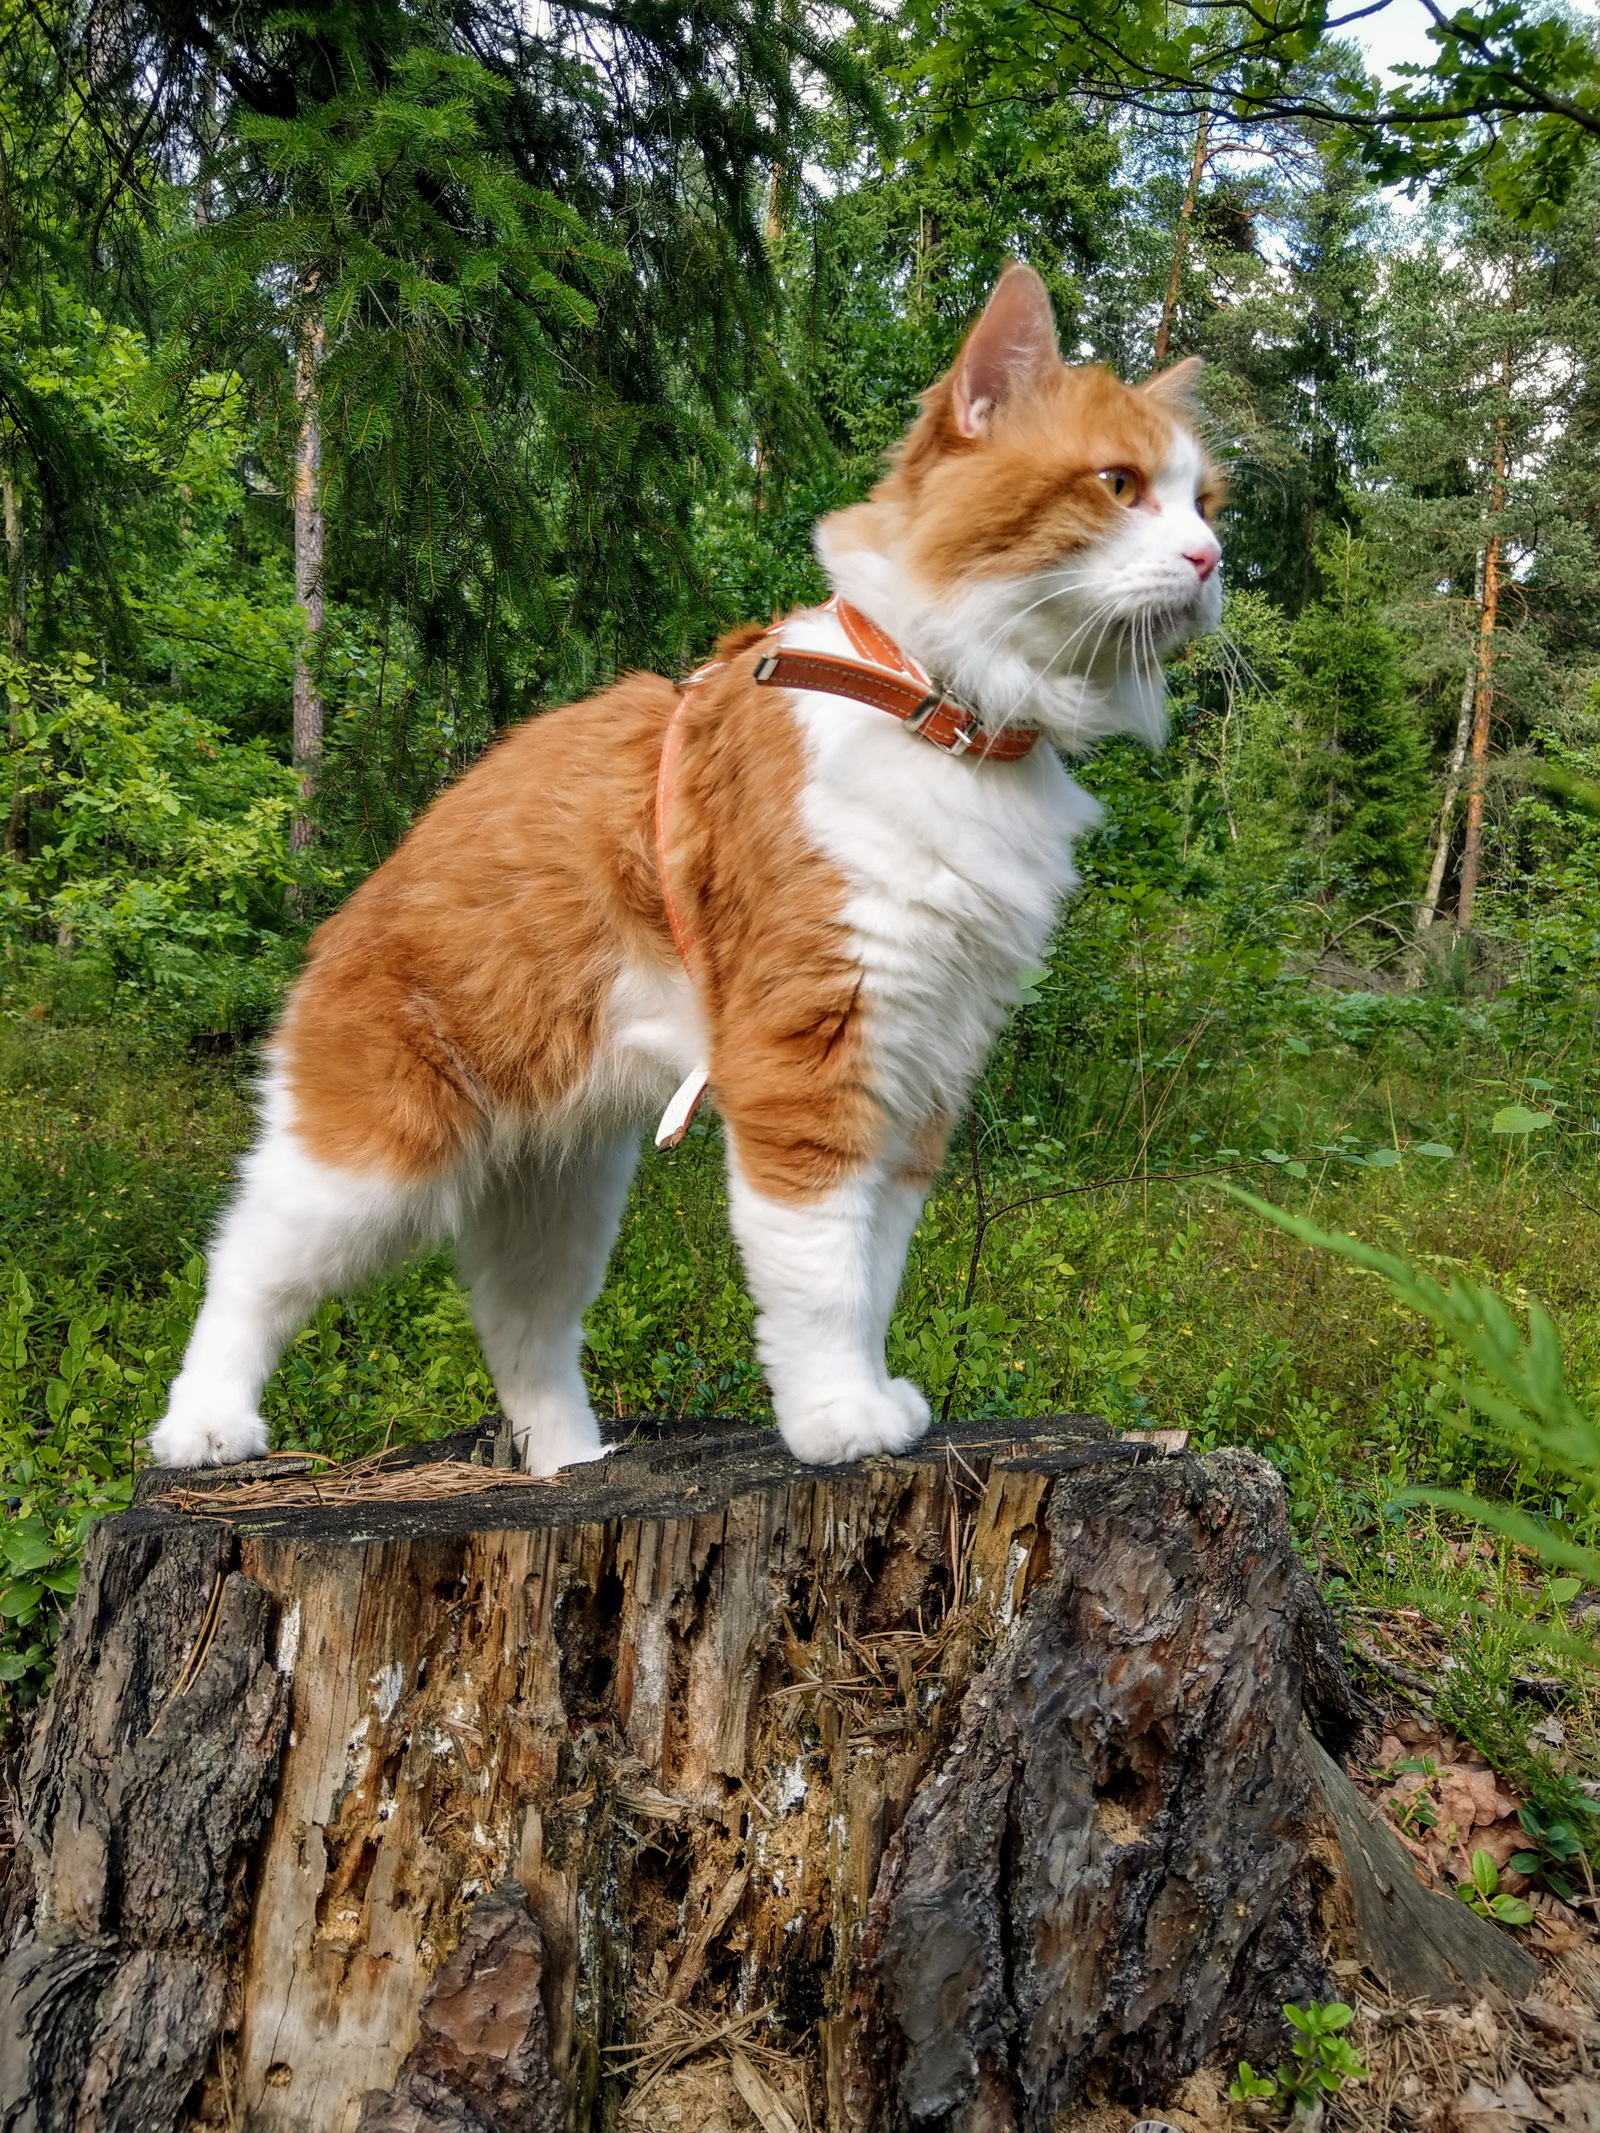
top-left (369, 1660), bottom-right (405, 1722)
top-left (275, 1600), bottom-right (301, 1676)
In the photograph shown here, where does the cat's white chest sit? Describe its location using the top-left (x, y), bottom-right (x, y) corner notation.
top-left (781, 611), bottom-right (1100, 1118)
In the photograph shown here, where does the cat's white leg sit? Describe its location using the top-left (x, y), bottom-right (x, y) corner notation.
top-left (726, 1156), bottom-right (931, 1466)
top-left (868, 1174), bottom-right (934, 1437)
top-left (153, 1089), bottom-right (439, 1468)
top-left (456, 1133), bottom-right (639, 1477)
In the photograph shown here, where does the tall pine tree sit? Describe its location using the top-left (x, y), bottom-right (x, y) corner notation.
top-left (1287, 538), bottom-right (1428, 908)
top-left (55, 0), bottom-right (874, 853)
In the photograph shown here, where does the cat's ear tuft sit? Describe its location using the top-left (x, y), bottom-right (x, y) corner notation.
top-left (1141, 355), bottom-right (1205, 409)
top-left (951, 263), bottom-right (1060, 439)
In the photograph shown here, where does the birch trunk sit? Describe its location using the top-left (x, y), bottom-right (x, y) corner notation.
top-left (1416, 546), bottom-right (1486, 936)
top-left (2, 452), bottom-right (22, 661)
top-left (4, 446), bottom-right (27, 860)
top-left (1457, 348), bottom-right (1513, 933)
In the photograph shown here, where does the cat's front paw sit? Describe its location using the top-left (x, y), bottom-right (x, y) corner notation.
top-left (884, 1377), bottom-right (932, 1436)
top-left (149, 1405), bottom-right (270, 1470)
top-left (778, 1381), bottom-right (932, 1467)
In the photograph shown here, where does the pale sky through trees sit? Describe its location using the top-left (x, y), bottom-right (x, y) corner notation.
top-left (1351, 0), bottom-right (1598, 83)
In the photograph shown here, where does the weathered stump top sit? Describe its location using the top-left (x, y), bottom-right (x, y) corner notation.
top-left (132, 1411), bottom-right (1119, 1542)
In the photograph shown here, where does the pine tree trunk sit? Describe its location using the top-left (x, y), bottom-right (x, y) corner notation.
top-left (0, 1417), bottom-right (1435, 2133)
top-left (1456, 348), bottom-right (1512, 933)
top-left (1154, 115), bottom-right (1209, 366)
top-left (4, 447), bottom-right (28, 862)
top-left (290, 315), bottom-right (326, 867)
top-left (1416, 546), bottom-right (1486, 936)
top-left (2, 453), bottom-right (23, 662)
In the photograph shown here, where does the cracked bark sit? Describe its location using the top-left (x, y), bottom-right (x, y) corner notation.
top-left (1, 1419), bottom-right (1403, 2133)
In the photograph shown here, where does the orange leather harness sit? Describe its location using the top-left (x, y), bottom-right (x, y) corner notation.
top-left (754, 598), bottom-right (1040, 763)
top-left (650, 600), bottom-right (1040, 1146)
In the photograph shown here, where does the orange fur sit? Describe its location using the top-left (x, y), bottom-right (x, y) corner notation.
top-left (278, 652), bottom-right (877, 1203)
top-left (822, 294), bottom-right (1224, 592)
top-left (279, 673), bottom-right (676, 1178)
top-left (277, 268), bottom-right (1218, 1208)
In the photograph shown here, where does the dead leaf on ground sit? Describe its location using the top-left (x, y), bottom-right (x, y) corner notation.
top-left (1448, 2073), bottom-right (1553, 2133)
top-left (1543, 2083), bottom-right (1600, 2133)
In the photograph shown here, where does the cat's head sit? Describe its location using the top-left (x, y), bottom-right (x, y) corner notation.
top-left (815, 263), bottom-right (1224, 754)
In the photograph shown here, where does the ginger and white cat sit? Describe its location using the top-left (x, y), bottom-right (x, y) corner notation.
top-left (151, 263), bottom-right (1222, 1476)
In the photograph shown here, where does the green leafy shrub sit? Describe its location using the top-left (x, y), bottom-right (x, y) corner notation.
top-left (1229, 2000), bottom-right (1369, 2109)
top-left (2, 653), bottom-right (314, 1032)
top-left (1456, 1848), bottom-right (1536, 1926)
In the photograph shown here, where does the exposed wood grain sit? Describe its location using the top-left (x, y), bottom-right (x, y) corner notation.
top-left (356, 1881), bottom-right (565, 2133)
top-left (1303, 1734), bottom-right (1540, 2005)
top-left (836, 1448), bottom-right (1361, 2131)
top-left (2, 1417), bottom-right (1386, 2133)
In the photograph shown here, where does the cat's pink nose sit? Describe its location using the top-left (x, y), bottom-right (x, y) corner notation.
top-left (1186, 545), bottom-right (1220, 583)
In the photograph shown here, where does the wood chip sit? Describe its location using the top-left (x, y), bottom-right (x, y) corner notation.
top-left (729, 2047), bottom-right (804, 2133)
top-left (668, 1867), bottom-right (750, 2004)
top-left (1523, 2000), bottom-right (1600, 2049)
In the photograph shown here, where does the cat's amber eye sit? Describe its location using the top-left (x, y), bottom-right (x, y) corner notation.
top-left (1097, 467), bottom-right (1141, 505)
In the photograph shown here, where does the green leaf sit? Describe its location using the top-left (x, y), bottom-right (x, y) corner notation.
top-left (2, 1536), bottom-right (55, 1575)
top-left (1491, 1106), bottom-right (1555, 1135)
top-left (0, 1584), bottom-right (43, 1617)
top-left (1490, 1894), bottom-right (1536, 1925)
top-left (0, 1653), bottom-right (30, 1682)
top-left (1364, 1147), bottom-right (1402, 1168)
top-left (1415, 1142), bottom-right (1455, 1159)
top-left (1228, 2064), bottom-right (1279, 2103)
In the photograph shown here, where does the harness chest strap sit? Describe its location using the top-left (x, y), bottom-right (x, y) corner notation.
top-left (650, 604), bottom-right (1040, 1147)
top-left (651, 652), bottom-right (720, 1147)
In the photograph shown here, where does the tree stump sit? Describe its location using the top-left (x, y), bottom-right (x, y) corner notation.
top-left (1, 1416), bottom-right (1398, 2132)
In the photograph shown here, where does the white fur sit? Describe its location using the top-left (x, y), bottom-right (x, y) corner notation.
top-left (715, 606), bottom-right (1096, 1464)
top-left (816, 430), bottom-right (1222, 754)
top-left (719, 422), bottom-right (1221, 1462)
top-left (150, 987), bottom-right (673, 1475)
top-left (152, 1069), bottom-right (450, 1469)
top-left (155, 429), bottom-right (1219, 1476)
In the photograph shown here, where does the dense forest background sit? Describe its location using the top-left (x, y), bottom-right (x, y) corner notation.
top-left (7, 0), bottom-right (1600, 1831)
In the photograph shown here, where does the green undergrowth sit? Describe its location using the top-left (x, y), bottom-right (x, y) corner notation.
top-left (5, 909), bottom-right (1600, 1833)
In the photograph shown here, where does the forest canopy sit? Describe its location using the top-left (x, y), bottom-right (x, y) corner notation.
top-left (2, 0), bottom-right (1597, 1007)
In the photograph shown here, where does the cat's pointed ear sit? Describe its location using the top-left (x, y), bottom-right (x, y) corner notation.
top-left (1141, 355), bottom-right (1205, 409)
top-left (951, 264), bottom-right (1059, 439)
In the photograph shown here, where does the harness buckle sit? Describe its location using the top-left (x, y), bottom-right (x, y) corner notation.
top-left (905, 692), bottom-right (945, 735)
top-left (752, 653), bottom-right (780, 684)
top-left (946, 709), bottom-right (983, 755)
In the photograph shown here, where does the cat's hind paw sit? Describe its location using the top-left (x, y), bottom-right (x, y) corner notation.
top-left (778, 1381), bottom-right (932, 1468)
